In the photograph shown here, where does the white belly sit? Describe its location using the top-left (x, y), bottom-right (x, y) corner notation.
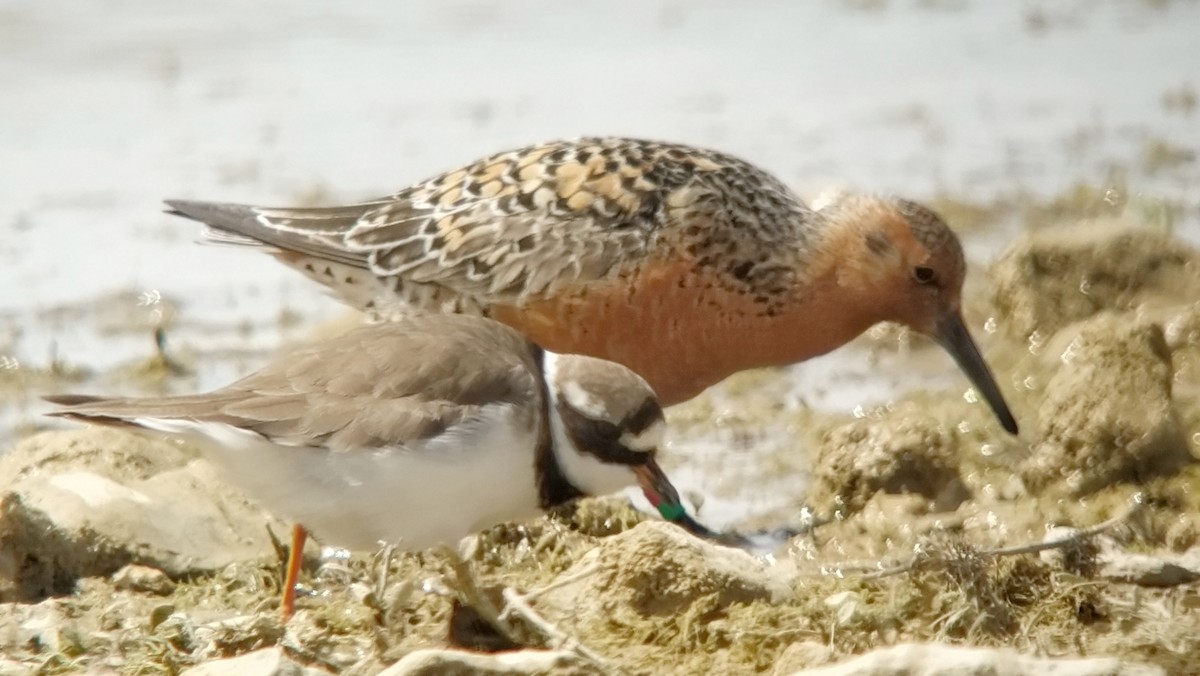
top-left (143, 404), bottom-right (542, 551)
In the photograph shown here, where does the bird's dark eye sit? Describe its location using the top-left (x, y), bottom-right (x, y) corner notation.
top-left (913, 266), bottom-right (936, 284)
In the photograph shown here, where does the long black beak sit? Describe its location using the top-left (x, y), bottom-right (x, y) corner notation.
top-left (934, 311), bottom-right (1019, 435)
top-left (634, 460), bottom-right (720, 538)
top-left (634, 459), bottom-right (688, 522)
top-left (635, 460), bottom-right (817, 550)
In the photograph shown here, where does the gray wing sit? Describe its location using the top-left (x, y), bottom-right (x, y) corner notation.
top-left (47, 316), bottom-right (541, 453)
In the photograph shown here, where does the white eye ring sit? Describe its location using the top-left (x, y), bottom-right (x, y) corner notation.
top-left (913, 266), bottom-right (936, 285)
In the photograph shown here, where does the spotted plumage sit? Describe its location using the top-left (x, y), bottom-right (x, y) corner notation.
top-left (167, 137), bottom-right (1018, 433)
top-left (170, 138), bottom-right (809, 310)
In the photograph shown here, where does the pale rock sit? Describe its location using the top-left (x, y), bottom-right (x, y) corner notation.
top-left (0, 658), bottom-right (33, 676)
top-left (1040, 530), bottom-right (1200, 586)
top-left (0, 429), bottom-right (288, 601)
top-left (0, 598), bottom-right (69, 655)
top-left (1095, 537), bottom-right (1200, 587)
top-left (770, 641), bottom-right (833, 675)
top-left (790, 643), bottom-right (1164, 676)
top-left (378, 649), bottom-right (601, 676)
top-left (181, 647), bottom-right (331, 676)
top-left (111, 563), bottom-right (175, 595)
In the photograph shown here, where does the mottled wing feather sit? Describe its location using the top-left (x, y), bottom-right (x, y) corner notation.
top-left (169, 138), bottom-right (798, 308)
top-left (46, 316), bottom-right (541, 454)
top-left (344, 138), bottom-right (706, 300)
top-left (169, 138), bottom-right (816, 314)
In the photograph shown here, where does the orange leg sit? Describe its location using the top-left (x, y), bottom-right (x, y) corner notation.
top-left (280, 523), bottom-right (307, 621)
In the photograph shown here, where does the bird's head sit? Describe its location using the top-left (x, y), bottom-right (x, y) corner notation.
top-left (542, 352), bottom-right (690, 519)
top-left (818, 195), bottom-right (1018, 435)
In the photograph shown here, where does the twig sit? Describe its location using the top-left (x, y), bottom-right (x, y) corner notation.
top-left (436, 545), bottom-right (522, 647)
top-left (852, 497), bottom-right (1143, 581)
top-left (373, 544), bottom-right (396, 602)
top-left (500, 587), bottom-right (622, 675)
top-left (518, 562), bottom-right (602, 604)
top-left (986, 500), bottom-right (1140, 558)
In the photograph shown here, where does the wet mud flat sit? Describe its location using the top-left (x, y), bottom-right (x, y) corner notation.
top-left (2, 212), bottom-right (1200, 675)
top-left (4, 0), bottom-right (1199, 672)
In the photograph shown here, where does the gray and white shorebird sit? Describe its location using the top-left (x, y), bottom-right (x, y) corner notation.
top-left (46, 314), bottom-right (693, 622)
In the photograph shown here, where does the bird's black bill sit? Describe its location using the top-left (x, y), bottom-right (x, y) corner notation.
top-left (633, 461), bottom-right (800, 550)
top-left (935, 311), bottom-right (1019, 435)
top-left (634, 460), bottom-right (724, 540)
top-left (634, 460), bottom-right (693, 524)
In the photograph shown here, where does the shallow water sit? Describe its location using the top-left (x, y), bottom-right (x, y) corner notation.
top-left (3, 0), bottom-right (1199, 525)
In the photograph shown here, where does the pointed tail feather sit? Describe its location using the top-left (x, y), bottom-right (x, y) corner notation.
top-left (164, 199), bottom-right (262, 232)
top-left (43, 394), bottom-right (145, 428)
top-left (163, 198), bottom-right (372, 269)
top-left (166, 199), bottom-right (278, 251)
top-left (43, 393), bottom-right (242, 429)
top-left (43, 394), bottom-right (109, 407)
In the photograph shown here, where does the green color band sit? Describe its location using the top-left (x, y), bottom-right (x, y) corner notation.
top-left (657, 502), bottom-right (686, 522)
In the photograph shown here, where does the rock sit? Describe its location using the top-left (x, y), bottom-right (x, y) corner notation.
top-left (771, 641), bottom-right (833, 674)
top-left (0, 427), bottom-right (189, 487)
top-left (1099, 549), bottom-right (1200, 587)
top-left (990, 221), bottom-right (1200, 341)
top-left (111, 564), bottom-right (175, 595)
top-left (808, 413), bottom-right (968, 516)
top-left (789, 643), bottom-right (1164, 676)
top-left (1096, 538), bottom-right (1200, 587)
top-left (180, 647), bottom-right (331, 676)
top-left (0, 658), bottom-right (33, 676)
top-left (0, 429), bottom-right (288, 602)
top-left (0, 598), bottom-right (76, 658)
top-left (1038, 529), bottom-right (1200, 587)
top-left (1021, 314), bottom-right (1193, 494)
top-left (536, 521), bottom-right (790, 636)
top-left (378, 649), bottom-right (601, 676)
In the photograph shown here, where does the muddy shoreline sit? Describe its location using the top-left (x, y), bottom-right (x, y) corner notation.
top-left (1, 216), bottom-right (1198, 675)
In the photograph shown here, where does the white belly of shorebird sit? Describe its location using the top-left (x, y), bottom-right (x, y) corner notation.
top-left (136, 405), bottom-right (545, 551)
